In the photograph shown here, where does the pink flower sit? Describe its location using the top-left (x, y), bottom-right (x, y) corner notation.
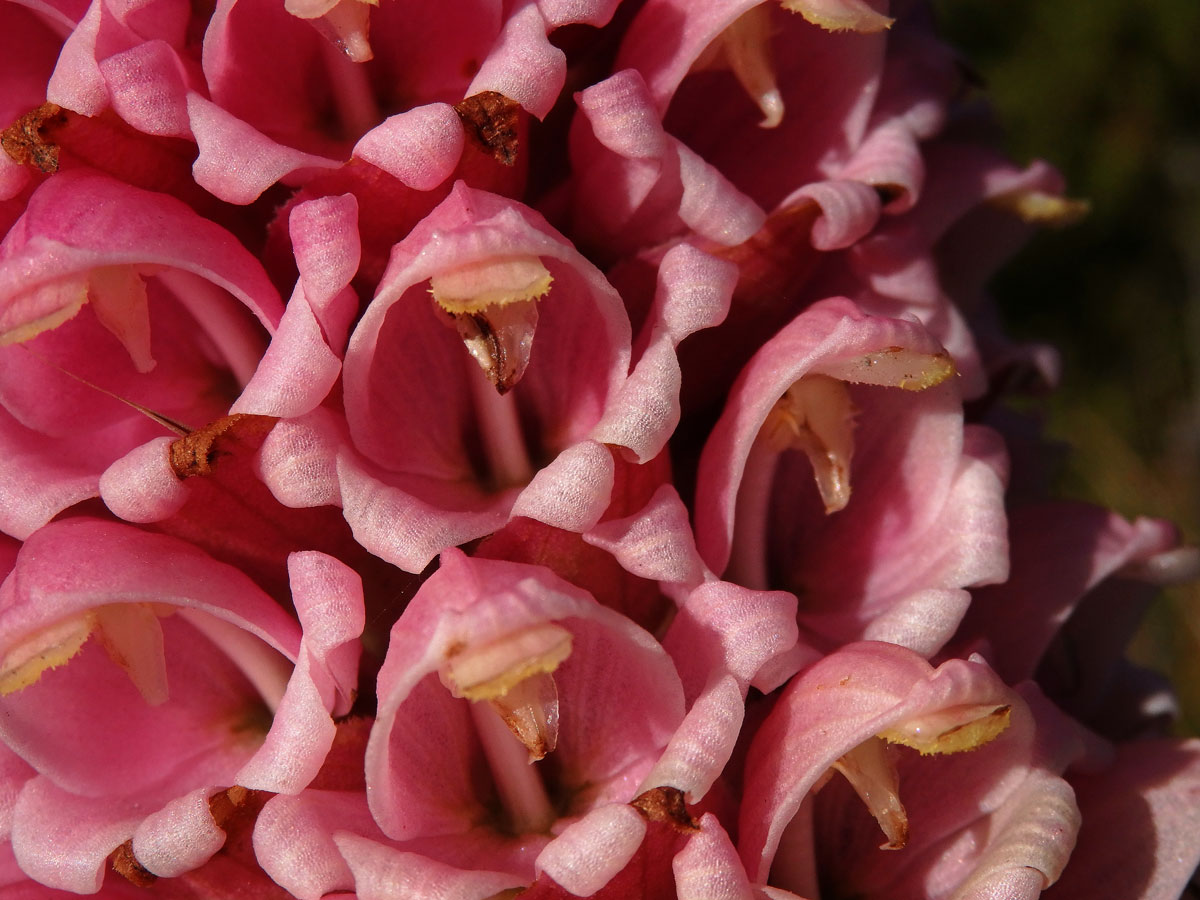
top-left (0, 170), bottom-right (280, 539)
top-left (0, 520), bottom-right (362, 891)
top-left (694, 296), bottom-right (1008, 655)
top-left (255, 183), bottom-right (730, 572)
top-left (0, 0), bottom-right (1196, 897)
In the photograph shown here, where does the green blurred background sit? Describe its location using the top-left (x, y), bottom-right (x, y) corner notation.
top-left (933, 0), bottom-right (1200, 731)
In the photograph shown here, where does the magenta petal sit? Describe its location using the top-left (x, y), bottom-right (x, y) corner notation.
top-left (467, 1), bottom-right (564, 120)
top-left (10, 779), bottom-right (144, 892)
top-left (99, 436), bottom-right (191, 524)
top-left (0, 414), bottom-right (120, 539)
top-left (257, 408), bottom-right (345, 509)
top-left (0, 744), bottom-right (33, 839)
top-left (0, 169), bottom-right (283, 335)
top-left (232, 278), bottom-right (344, 417)
top-left (289, 194), bottom-right (362, 319)
top-left (336, 833), bottom-right (524, 900)
top-left (534, 804), bottom-right (647, 896)
top-left (254, 790), bottom-right (376, 899)
top-left (99, 40), bottom-right (192, 138)
top-left (187, 93), bottom-right (341, 204)
top-left (235, 192), bottom-right (364, 418)
top-left (353, 104), bottom-right (466, 191)
top-left (236, 551), bottom-right (363, 792)
top-left (536, 0), bottom-right (621, 28)
top-left (129, 788), bottom-right (226, 878)
top-left (672, 814), bottom-right (753, 900)
top-left (1047, 740), bottom-right (1200, 900)
top-left (45, 0), bottom-right (111, 116)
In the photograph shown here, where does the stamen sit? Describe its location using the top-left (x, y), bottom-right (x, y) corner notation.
top-left (988, 191), bottom-right (1090, 227)
top-left (443, 623), bottom-right (572, 701)
top-left (441, 623), bottom-right (571, 760)
top-left (307, 0), bottom-right (375, 63)
top-left (692, 7), bottom-right (784, 128)
top-left (0, 280), bottom-right (87, 347)
top-left (819, 346), bottom-right (955, 391)
top-left (761, 374), bottom-right (856, 513)
top-left (0, 603), bottom-right (170, 706)
top-left (0, 265), bottom-right (155, 374)
top-left (322, 35), bottom-right (380, 138)
top-left (724, 8), bottom-right (784, 128)
top-left (779, 0), bottom-right (895, 34)
top-left (830, 736), bottom-right (907, 850)
top-left (0, 615), bottom-right (94, 696)
top-left (488, 671), bottom-right (561, 761)
top-left (466, 362), bottom-right (535, 488)
top-left (92, 604), bottom-right (169, 706)
top-left (879, 703), bottom-right (1011, 755)
top-left (431, 256), bottom-right (552, 394)
top-left (89, 266), bottom-right (155, 374)
top-left (470, 699), bottom-right (556, 834)
top-left (453, 302), bottom-right (540, 395)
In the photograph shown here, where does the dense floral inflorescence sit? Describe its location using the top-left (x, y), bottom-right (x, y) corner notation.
top-left (0, 0), bottom-right (1197, 897)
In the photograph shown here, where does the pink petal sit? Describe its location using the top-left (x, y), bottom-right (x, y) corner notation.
top-left (467, 1), bottom-right (565, 120)
top-left (187, 93), bottom-right (341, 204)
top-left (130, 788), bottom-right (226, 878)
top-left (353, 104), bottom-right (466, 191)
top-left (336, 833), bottom-right (524, 900)
top-left (10, 779), bottom-right (143, 892)
top-left (673, 814), bottom-right (754, 900)
top-left (591, 243), bottom-right (736, 461)
top-left (1046, 740), bottom-right (1200, 900)
top-left (534, 803), bottom-right (647, 896)
top-left (583, 485), bottom-right (707, 590)
top-left (99, 436), bottom-right (191, 524)
top-left (509, 439), bottom-right (615, 532)
top-left (254, 790), bottom-right (375, 899)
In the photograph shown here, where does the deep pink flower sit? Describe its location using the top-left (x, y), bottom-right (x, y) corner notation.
top-left (0, 170), bottom-right (280, 539)
top-left (0, 0), bottom-right (1196, 897)
top-left (695, 296), bottom-right (1008, 655)
top-left (255, 183), bottom-right (731, 572)
top-left (0, 519), bottom-right (362, 891)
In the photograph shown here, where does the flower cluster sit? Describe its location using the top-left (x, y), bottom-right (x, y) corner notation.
top-left (1, 0), bottom-right (1198, 897)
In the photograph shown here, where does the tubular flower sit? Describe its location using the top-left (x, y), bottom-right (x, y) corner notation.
top-left (0, 1), bottom-right (1197, 899)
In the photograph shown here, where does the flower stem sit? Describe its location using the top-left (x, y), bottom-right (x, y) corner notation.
top-left (471, 700), bottom-right (555, 835)
top-left (727, 432), bottom-right (780, 589)
top-left (322, 38), bottom-right (380, 139)
top-left (157, 270), bottom-right (267, 388)
top-left (467, 365), bottom-right (535, 489)
top-left (178, 609), bottom-right (292, 713)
